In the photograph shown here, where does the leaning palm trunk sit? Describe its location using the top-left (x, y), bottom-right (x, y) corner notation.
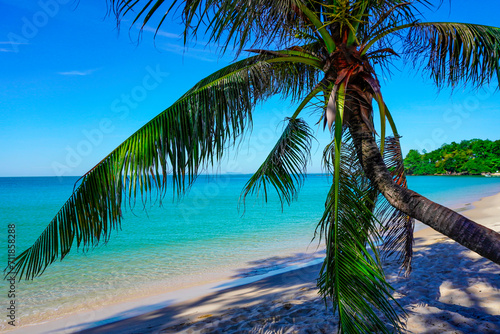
top-left (346, 90), bottom-right (500, 265)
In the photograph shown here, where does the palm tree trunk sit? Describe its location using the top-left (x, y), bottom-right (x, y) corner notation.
top-left (347, 104), bottom-right (500, 265)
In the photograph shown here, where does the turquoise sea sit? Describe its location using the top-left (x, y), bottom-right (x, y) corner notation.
top-left (2, 174), bottom-right (500, 329)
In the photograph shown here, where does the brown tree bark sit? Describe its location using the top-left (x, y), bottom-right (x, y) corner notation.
top-left (347, 100), bottom-right (500, 265)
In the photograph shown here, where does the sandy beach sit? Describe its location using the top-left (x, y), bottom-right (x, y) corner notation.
top-left (6, 192), bottom-right (500, 334)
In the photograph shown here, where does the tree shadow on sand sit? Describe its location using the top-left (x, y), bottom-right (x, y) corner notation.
top-left (65, 260), bottom-right (337, 334)
top-left (227, 250), bottom-right (326, 279)
top-left (66, 238), bottom-right (499, 334)
top-left (385, 237), bottom-right (500, 334)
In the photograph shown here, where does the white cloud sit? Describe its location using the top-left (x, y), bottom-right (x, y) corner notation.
top-left (140, 24), bottom-right (231, 61)
top-left (0, 41), bottom-right (28, 52)
top-left (58, 69), bottom-right (99, 76)
top-left (141, 26), bottom-right (180, 39)
top-left (159, 43), bottom-right (218, 62)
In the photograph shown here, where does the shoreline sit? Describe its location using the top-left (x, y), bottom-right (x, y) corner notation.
top-left (5, 191), bottom-right (500, 333)
top-left (4, 248), bottom-right (327, 334)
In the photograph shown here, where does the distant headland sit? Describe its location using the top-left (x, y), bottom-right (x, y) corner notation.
top-left (404, 139), bottom-right (500, 176)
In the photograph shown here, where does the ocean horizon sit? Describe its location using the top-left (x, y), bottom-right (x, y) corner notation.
top-left (2, 174), bottom-right (500, 330)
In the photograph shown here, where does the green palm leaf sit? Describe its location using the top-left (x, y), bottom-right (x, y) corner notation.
top-left (241, 117), bottom-right (313, 207)
top-left (403, 22), bottom-right (500, 88)
top-left (110, 0), bottom-right (322, 55)
top-left (10, 55), bottom-right (320, 280)
top-left (377, 136), bottom-right (415, 275)
top-left (322, 133), bottom-right (414, 275)
top-left (318, 135), bottom-right (405, 334)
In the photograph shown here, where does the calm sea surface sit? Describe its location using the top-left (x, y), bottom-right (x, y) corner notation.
top-left (1, 174), bottom-right (500, 328)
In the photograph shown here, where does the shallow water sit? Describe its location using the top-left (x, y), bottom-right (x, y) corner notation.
top-left (1, 174), bottom-right (500, 329)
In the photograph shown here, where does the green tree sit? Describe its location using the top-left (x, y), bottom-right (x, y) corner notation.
top-left (11, 1), bottom-right (500, 332)
top-left (493, 140), bottom-right (500, 156)
top-left (403, 149), bottom-right (422, 174)
top-left (461, 158), bottom-right (491, 174)
top-left (472, 139), bottom-right (493, 159)
top-left (407, 139), bottom-right (500, 175)
top-left (416, 162), bottom-right (438, 175)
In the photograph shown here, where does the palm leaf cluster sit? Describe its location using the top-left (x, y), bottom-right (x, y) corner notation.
top-left (404, 22), bottom-right (500, 88)
top-left (378, 136), bottom-right (415, 274)
top-left (11, 55), bottom-right (320, 279)
top-left (241, 117), bottom-right (313, 206)
top-left (10, 1), bottom-right (500, 333)
top-left (318, 135), bottom-right (405, 333)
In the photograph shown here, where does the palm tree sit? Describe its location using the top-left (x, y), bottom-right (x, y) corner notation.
top-left (10, 0), bottom-right (500, 332)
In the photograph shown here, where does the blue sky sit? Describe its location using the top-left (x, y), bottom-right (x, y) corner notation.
top-left (1, 0), bottom-right (500, 176)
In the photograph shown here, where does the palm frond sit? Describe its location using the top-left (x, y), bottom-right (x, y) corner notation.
top-left (374, 93), bottom-right (387, 154)
top-left (296, 1), bottom-right (336, 52)
top-left (318, 0), bottom-right (433, 51)
top-left (11, 55), bottom-right (320, 280)
top-left (377, 136), bottom-right (414, 275)
top-left (404, 22), bottom-right (500, 88)
top-left (363, 0), bottom-right (433, 37)
top-left (109, 0), bottom-right (323, 55)
top-left (241, 118), bottom-right (313, 207)
top-left (318, 133), bottom-right (405, 334)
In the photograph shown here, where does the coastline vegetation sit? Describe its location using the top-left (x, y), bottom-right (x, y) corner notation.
top-left (404, 139), bottom-right (500, 175)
